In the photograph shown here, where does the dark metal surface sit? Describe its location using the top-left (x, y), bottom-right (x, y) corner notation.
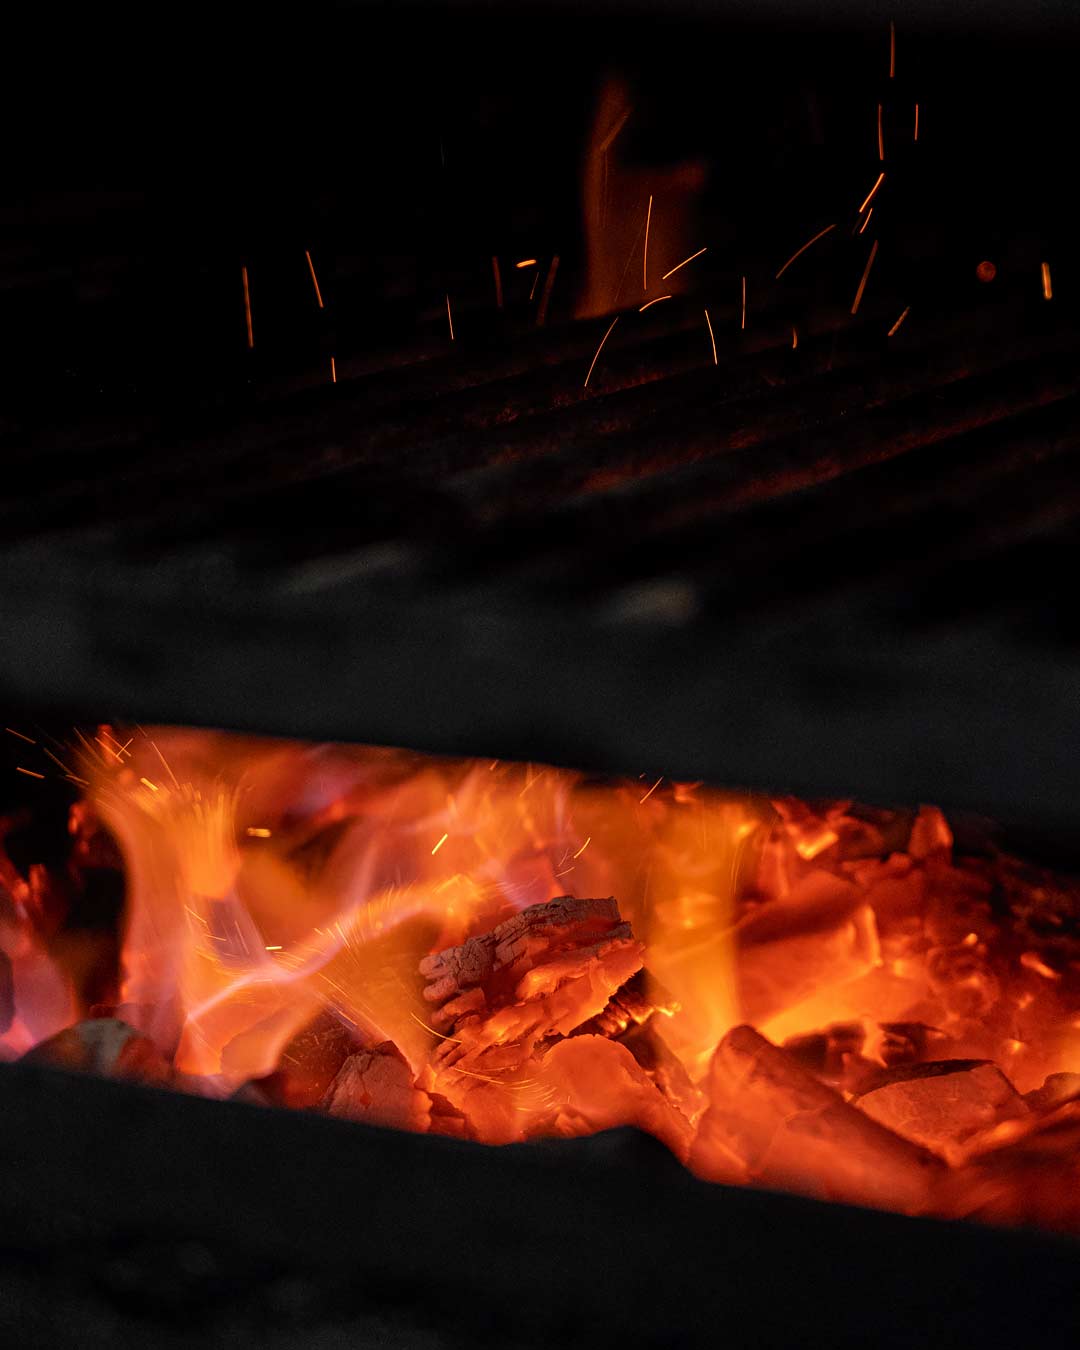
top-left (0, 1060), bottom-right (1076, 1348)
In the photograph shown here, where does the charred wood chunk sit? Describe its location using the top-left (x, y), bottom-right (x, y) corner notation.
top-left (257, 1010), bottom-right (362, 1110)
top-left (853, 1060), bottom-right (1027, 1153)
top-left (419, 896), bottom-right (631, 1017)
top-left (782, 1022), bottom-right (865, 1083)
top-left (322, 1042), bottom-right (434, 1134)
top-left (421, 895), bottom-right (644, 1071)
top-left (940, 1102), bottom-right (1080, 1232)
top-left (875, 1021), bottom-right (953, 1068)
top-left (690, 1025), bottom-right (944, 1214)
top-left (1023, 1072), bottom-right (1080, 1115)
top-left (21, 1018), bottom-right (172, 1086)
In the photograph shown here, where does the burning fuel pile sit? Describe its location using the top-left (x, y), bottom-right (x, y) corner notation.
top-left (3, 727), bottom-right (1080, 1234)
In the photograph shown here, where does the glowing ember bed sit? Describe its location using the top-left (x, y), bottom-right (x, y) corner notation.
top-left (5, 728), bottom-right (1080, 1245)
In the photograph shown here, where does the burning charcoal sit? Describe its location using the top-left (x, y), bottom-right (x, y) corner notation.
top-left (419, 895), bottom-right (635, 1021)
top-left (1024, 1072), bottom-right (1080, 1114)
top-left (875, 1021), bottom-right (953, 1068)
top-left (735, 870), bottom-right (880, 1025)
top-left (782, 1022), bottom-right (864, 1082)
top-left (22, 1018), bottom-right (172, 1086)
top-left (690, 1025), bottom-right (945, 1214)
top-left (322, 1042), bottom-right (433, 1134)
top-left (534, 1036), bottom-right (694, 1161)
top-left (258, 1010), bottom-right (360, 1110)
top-left (853, 1060), bottom-right (1028, 1154)
top-left (939, 1102), bottom-right (1080, 1232)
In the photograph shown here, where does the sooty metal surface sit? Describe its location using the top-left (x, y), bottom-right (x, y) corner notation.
top-left (0, 1059), bottom-right (1077, 1349)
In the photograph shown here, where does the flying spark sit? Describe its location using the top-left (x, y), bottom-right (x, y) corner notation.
top-left (887, 305), bottom-right (911, 337)
top-left (140, 777), bottom-right (160, 793)
top-left (639, 295), bottom-right (672, 312)
top-left (515, 258), bottom-right (538, 269)
top-left (5, 727), bottom-right (35, 744)
top-left (246, 827), bottom-right (272, 838)
top-left (241, 265), bottom-right (253, 348)
top-left (889, 20), bottom-right (896, 78)
top-left (858, 173), bottom-right (886, 214)
top-left (1042, 261), bottom-right (1053, 299)
top-left (704, 308), bottom-right (717, 365)
top-left (775, 223), bottom-right (837, 279)
top-left (536, 255), bottom-right (559, 327)
top-left (330, 356), bottom-right (337, 383)
top-left (741, 275), bottom-right (746, 329)
top-left (572, 836), bottom-right (592, 860)
top-left (662, 246), bottom-right (707, 280)
top-left (15, 766), bottom-right (44, 779)
top-left (643, 194), bottom-right (653, 292)
top-left (432, 832), bottom-right (449, 855)
top-left (877, 104), bottom-right (884, 161)
top-left (639, 777), bottom-right (663, 804)
top-left (914, 103), bottom-right (919, 141)
top-left (305, 250), bottom-right (325, 308)
top-left (584, 316), bottom-right (619, 389)
top-left (491, 256), bottom-right (504, 309)
top-left (792, 326), bottom-right (798, 349)
top-left (445, 294), bottom-right (455, 341)
top-left (859, 207), bottom-right (874, 235)
top-left (851, 239), bottom-right (880, 315)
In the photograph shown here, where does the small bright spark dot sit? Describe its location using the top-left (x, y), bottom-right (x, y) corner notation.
top-left (639, 776), bottom-right (663, 804)
top-left (432, 832), bottom-right (449, 855)
top-left (638, 295), bottom-right (672, 312)
top-left (241, 266), bottom-right (254, 348)
top-left (445, 294), bottom-right (455, 340)
top-left (775, 223), bottom-right (837, 279)
top-left (643, 194), bottom-right (653, 292)
top-left (741, 275), bottom-right (746, 329)
top-left (491, 256), bottom-right (504, 309)
top-left (246, 827), bottom-right (272, 838)
top-left (330, 356), bottom-right (337, 383)
top-left (887, 305), bottom-right (911, 337)
top-left (859, 207), bottom-right (874, 235)
top-left (976, 260), bottom-right (997, 283)
top-left (515, 258), bottom-right (538, 269)
top-left (584, 315), bottom-right (619, 389)
top-left (265, 945), bottom-right (283, 951)
top-left (662, 246), bottom-right (707, 280)
top-left (305, 249), bottom-right (325, 308)
top-left (572, 836), bottom-right (592, 859)
top-left (877, 104), bottom-right (884, 161)
top-left (851, 239), bottom-right (880, 315)
top-left (704, 308), bottom-right (717, 365)
top-left (140, 777), bottom-right (160, 793)
top-left (858, 172), bottom-right (886, 214)
top-left (15, 766), bottom-right (44, 779)
top-left (5, 727), bottom-right (35, 744)
top-left (1042, 261), bottom-right (1053, 299)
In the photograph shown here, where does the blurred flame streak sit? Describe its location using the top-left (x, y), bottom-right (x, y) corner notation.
top-left (536, 255), bottom-right (559, 327)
